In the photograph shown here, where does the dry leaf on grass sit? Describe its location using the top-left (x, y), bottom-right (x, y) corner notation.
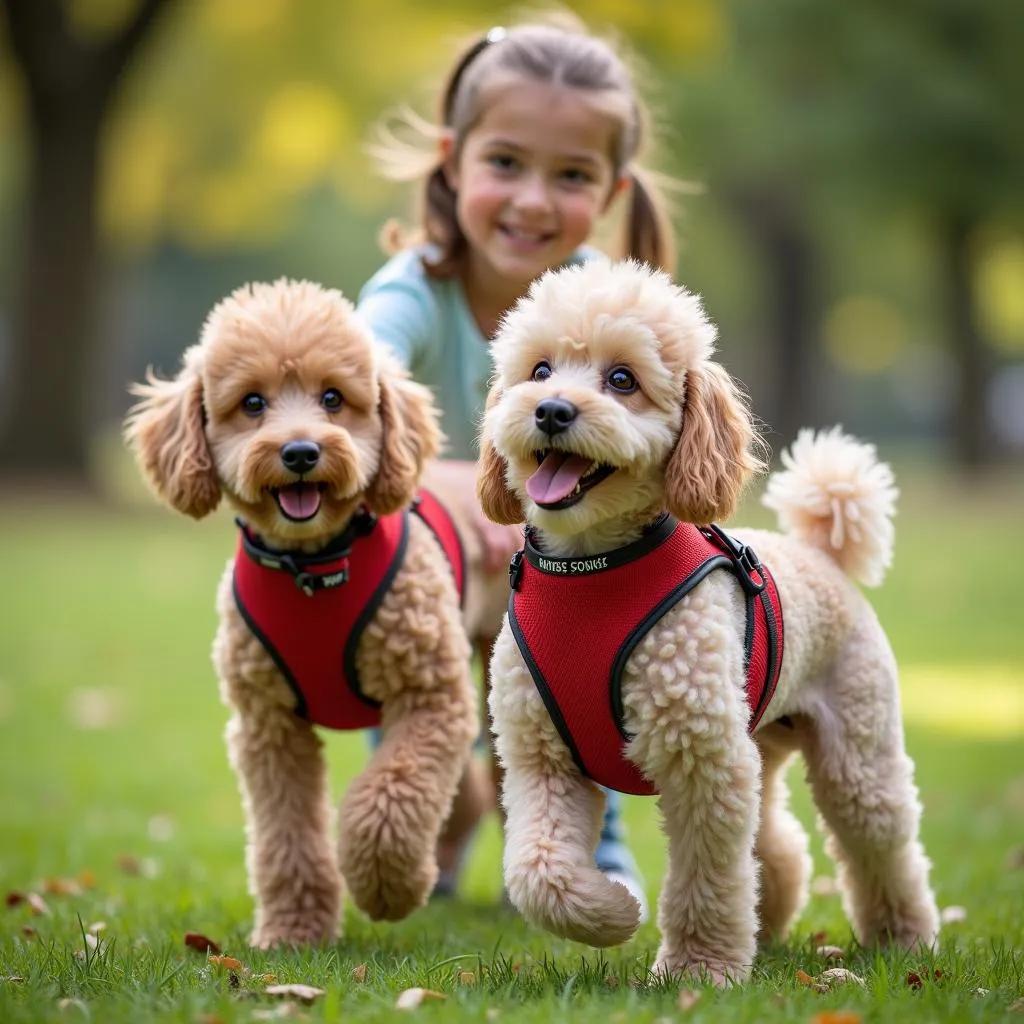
top-left (208, 955), bottom-right (244, 971)
top-left (57, 998), bottom-right (88, 1015)
top-left (27, 893), bottom-right (50, 916)
top-left (395, 987), bottom-right (447, 1009)
top-left (184, 931), bottom-right (221, 955)
top-left (351, 963), bottom-right (367, 983)
top-left (810, 876), bottom-right (840, 897)
top-left (811, 1013), bottom-right (862, 1024)
top-left (677, 989), bottom-right (702, 1011)
top-left (459, 970), bottom-right (477, 985)
top-left (906, 971), bottom-right (924, 990)
top-left (21, 925), bottom-right (37, 939)
top-left (43, 877), bottom-right (83, 896)
top-left (5, 892), bottom-right (25, 908)
top-left (1009, 997), bottom-right (1024, 1011)
top-left (818, 968), bottom-right (865, 988)
top-left (252, 1005), bottom-right (307, 1021)
top-left (117, 855), bottom-right (141, 876)
top-left (2, 976), bottom-right (24, 983)
top-left (76, 870), bottom-right (95, 889)
top-left (940, 905), bottom-right (967, 924)
top-left (87, 922), bottom-right (106, 935)
top-left (264, 984), bottom-right (326, 1005)
top-left (796, 969), bottom-right (817, 987)
top-left (84, 934), bottom-right (99, 951)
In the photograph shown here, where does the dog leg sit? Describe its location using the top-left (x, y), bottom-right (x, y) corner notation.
top-left (755, 737), bottom-right (811, 942)
top-left (648, 730), bottom-right (762, 986)
top-left (490, 636), bottom-right (641, 947)
top-left (226, 711), bottom-right (343, 949)
top-left (802, 628), bottom-right (939, 950)
top-left (338, 685), bottom-right (476, 922)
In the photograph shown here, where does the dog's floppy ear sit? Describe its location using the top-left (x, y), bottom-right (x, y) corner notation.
top-left (476, 387), bottom-right (524, 526)
top-left (123, 352), bottom-right (221, 519)
top-left (663, 361), bottom-right (763, 525)
top-left (365, 369), bottom-right (441, 516)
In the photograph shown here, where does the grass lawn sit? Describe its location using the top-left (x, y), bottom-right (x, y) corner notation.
top-left (1, 459), bottom-right (1022, 1022)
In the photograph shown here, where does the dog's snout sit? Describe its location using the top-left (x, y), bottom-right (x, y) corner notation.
top-left (280, 440), bottom-right (321, 474)
top-left (534, 397), bottom-right (578, 437)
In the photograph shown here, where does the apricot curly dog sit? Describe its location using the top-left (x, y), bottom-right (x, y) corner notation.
top-left (125, 279), bottom-right (501, 948)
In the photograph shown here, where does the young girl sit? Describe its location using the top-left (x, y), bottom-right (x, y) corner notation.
top-left (357, 11), bottom-right (682, 919)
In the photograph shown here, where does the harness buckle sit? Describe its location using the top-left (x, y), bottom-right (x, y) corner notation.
top-left (702, 524), bottom-right (766, 596)
top-left (508, 548), bottom-right (525, 591)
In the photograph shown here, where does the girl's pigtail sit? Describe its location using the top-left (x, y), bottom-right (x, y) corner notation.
top-left (624, 165), bottom-right (677, 277)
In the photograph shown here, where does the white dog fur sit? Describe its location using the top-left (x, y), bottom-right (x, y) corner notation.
top-left (476, 258), bottom-right (939, 984)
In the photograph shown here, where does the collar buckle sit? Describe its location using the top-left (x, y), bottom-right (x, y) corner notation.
top-left (508, 548), bottom-right (525, 591)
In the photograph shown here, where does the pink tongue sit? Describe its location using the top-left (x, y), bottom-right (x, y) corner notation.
top-left (525, 451), bottom-right (592, 504)
top-left (277, 483), bottom-right (321, 520)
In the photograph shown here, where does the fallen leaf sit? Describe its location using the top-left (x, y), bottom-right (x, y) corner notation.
top-left (21, 925), bottom-right (37, 939)
top-left (76, 870), bottom-right (96, 889)
top-left (811, 1013), bottom-right (862, 1024)
top-left (395, 987), bottom-right (446, 1009)
top-left (811, 876), bottom-right (840, 897)
top-left (184, 931), bottom-right (221, 954)
top-left (940, 905), bottom-right (967, 924)
top-left (817, 945), bottom-right (845, 961)
top-left (27, 893), bottom-right (50, 916)
top-left (259, 973), bottom-right (278, 983)
top-left (84, 933), bottom-right (99, 950)
top-left (43, 877), bottom-right (82, 896)
top-left (87, 922), bottom-right (106, 935)
top-left (459, 970), bottom-right (477, 985)
top-left (253, 1006), bottom-right (306, 1021)
top-left (795, 969), bottom-right (816, 987)
top-left (1009, 997), bottom-right (1024, 1011)
top-left (677, 989), bottom-right (702, 1011)
top-left (810, 930), bottom-right (829, 945)
top-left (907, 971), bottom-right (924, 989)
top-left (818, 968), bottom-right (865, 988)
top-left (57, 998), bottom-right (88, 1015)
top-left (486, 1010), bottom-right (500, 1022)
top-left (932, 968), bottom-right (945, 981)
top-left (351, 963), bottom-right (367, 983)
top-left (117, 855), bottom-right (141, 876)
top-left (73, 950), bottom-right (86, 961)
top-left (264, 984), bottom-right (326, 1005)
top-left (209, 955), bottom-right (244, 971)
top-left (5, 892), bottom-right (25, 908)
top-left (2, 976), bottom-right (24, 983)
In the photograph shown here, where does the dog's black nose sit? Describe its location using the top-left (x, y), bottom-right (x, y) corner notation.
top-left (280, 440), bottom-right (320, 474)
top-left (534, 397), bottom-right (578, 436)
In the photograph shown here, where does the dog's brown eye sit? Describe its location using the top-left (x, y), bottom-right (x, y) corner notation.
top-left (321, 388), bottom-right (343, 411)
top-left (606, 366), bottom-right (638, 394)
top-left (241, 392), bottom-right (266, 416)
top-left (532, 361), bottom-right (552, 382)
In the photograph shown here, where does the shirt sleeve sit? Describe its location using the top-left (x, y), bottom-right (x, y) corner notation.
top-left (355, 272), bottom-right (436, 374)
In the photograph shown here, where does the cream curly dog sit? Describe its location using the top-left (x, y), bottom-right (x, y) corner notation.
top-left (477, 259), bottom-right (939, 983)
top-left (125, 279), bottom-right (506, 948)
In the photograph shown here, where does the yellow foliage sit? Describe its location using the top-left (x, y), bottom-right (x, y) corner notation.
top-left (251, 83), bottom-right (352, 193)
top-left (66, 0), bottom-right (142, 46)
top-left (200, 0), bottom-right (288, 39)
top-left (976, 231), bottom-right (1024, 354)
top-left (824, 295), bottom-right (908, 375)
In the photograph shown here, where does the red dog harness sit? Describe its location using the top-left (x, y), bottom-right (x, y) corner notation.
top-left (232, 490), bottom-right (465, 731)
top-left (507, 515), bottom-right (784, 795)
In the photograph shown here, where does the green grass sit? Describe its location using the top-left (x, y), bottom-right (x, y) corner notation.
top-left (1, 461), bottom-right (1022, 1022)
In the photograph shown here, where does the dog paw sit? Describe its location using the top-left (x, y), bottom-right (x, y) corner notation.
top-left (340, 845), bottom-right (437, 923)
top-left (508, 863), bottom-right (640, 947)
top-left (650, 953), bottom-right (744, 988)
top-left (250, 915), bottom-right (338, 950)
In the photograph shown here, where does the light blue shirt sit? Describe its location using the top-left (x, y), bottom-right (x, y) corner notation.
top-left (356, 245), bottom-right (596, 460)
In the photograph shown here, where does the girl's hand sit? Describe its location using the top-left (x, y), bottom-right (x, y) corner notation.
top-left (422, 459), bottom-right (523, 573)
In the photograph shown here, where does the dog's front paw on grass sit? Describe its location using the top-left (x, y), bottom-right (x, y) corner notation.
top-left (508, 862), bottom-right (640, 947)
top-left (651, 952), bottom-right (745, 988)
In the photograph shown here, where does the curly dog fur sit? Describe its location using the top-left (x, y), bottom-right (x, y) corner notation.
top-left (478, 259), bottom-right (939, 983)
top-left (124, 278), bottom-right (505, 948)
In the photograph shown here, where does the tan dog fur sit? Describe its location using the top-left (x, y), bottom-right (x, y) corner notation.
top-left (125, 279), bottom-right (505, 947)
top-left (478, 259), bottom-right (939, 983)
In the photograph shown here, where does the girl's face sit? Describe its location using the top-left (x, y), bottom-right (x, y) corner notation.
top-left (445, 79), bottom-right (624, 299)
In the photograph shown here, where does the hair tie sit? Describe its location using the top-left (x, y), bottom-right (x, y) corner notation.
top-left (443, 26), bottom-right (507, 125)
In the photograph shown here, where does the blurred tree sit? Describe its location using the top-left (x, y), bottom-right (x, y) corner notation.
top-left (674, 0), bottom-right (1024, 468)
top-left (0, 0), bottom-right (171, 484)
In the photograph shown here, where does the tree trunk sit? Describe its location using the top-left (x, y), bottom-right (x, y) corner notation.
top-left (0, 0), bottom-right (171, 486)
top-left (941, 211), bottom-right (990, 470)
top-left (0, 91), bottom-right (105, 483)
top-left (730, 186), bottom-right (818, 451)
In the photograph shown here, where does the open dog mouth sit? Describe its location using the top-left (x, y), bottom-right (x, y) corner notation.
top-left (526, 450), bottom-right (616, 510)
top-left (271, 482), bottom-right (326, 522)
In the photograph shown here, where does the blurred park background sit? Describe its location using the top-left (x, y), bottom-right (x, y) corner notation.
top-left (0, 7), bottom-right (1022, 1019)
top-left (0, 0), bottom-right (1023, 483)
